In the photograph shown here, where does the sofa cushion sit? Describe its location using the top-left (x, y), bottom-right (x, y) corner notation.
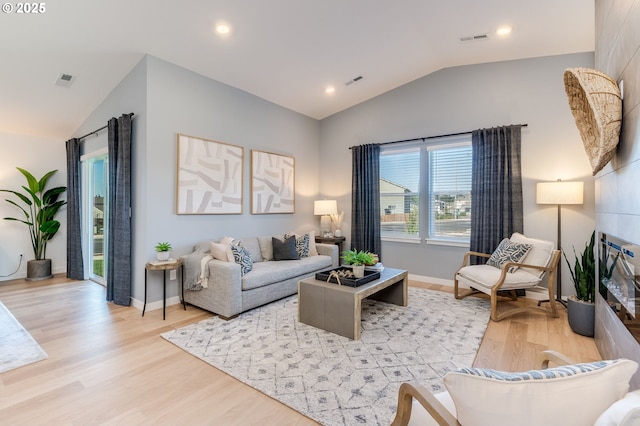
top-left (444, 359), bottom-right (638, 426)
top-left (238, 237), bottom-right (262, 263)
top-left (273, 235), bottom-right (299, 260)
top-left (241, 255), bottom-right (333, 291)
top-left (258, 235), bottom-right (274, 261)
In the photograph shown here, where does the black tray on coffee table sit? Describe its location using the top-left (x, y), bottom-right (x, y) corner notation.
top-left (315, 267), bottom-right (381, 287)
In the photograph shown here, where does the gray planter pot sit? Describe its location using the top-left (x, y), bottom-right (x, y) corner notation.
top-left (567, 296), bottom-right (595, 337)
top-left (26, 259), bottom-right (53, 281)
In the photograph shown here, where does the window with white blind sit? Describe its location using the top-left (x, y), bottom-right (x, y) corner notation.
top-left (379, 137), bottom-right (472, 244)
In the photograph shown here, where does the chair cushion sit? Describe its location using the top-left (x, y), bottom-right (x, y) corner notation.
top-left (486, 238), bottom-right (532, 272)
top-left (408, 391), bottom-right (457, 426)
top-left (444, 359), bottom-right (638, 426)
top-left (457, 264), bottom-right (541, 292)
top-left (595, 390), bottom-right (640, 426)
top-left (510, 232), bottom-right (555, 278)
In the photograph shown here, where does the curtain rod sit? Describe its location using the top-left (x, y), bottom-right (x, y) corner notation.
top-left (349, 123), bottom-right (528, 149)
top-left (78, 112), bottom-right (135, 141)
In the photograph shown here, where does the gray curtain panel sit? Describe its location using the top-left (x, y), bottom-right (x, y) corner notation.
top-left (470, 125), bottom-right (524, 260)
top-left (351, 144), bottom-right (382, 258)
top-left (65, 138), bottom-right (85, 280)
top-left (106, 114), bottom-right (132, 306)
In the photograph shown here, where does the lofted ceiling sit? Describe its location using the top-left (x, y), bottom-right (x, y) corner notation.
top-left (0, 0), bottom-right (594, 140)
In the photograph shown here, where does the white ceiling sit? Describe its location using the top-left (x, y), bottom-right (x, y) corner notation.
top-left (0, 0), bottom-right (594, 140)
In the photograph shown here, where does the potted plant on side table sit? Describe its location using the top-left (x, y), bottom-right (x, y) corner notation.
top-left (341, 249), bottom-right (377, 278)
top-left (563, 230), bottom-right (597, 337)
top-left (1, 168), bottom-right (67, 281)
top-left (155, 242), bottom-right (172, 261)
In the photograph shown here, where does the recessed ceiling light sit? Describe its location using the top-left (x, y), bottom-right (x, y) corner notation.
top-left (215, 21), bottom-right (232, 36)
top-left (496, 26), bottom-right (512, 36)
top-left (324, 86), bottom-right (336, 95)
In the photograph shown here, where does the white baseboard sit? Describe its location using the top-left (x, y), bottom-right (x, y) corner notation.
top-left (408, 274), bottom-right (454, 286)
top-left (130, 296), bottom-right (182, 312)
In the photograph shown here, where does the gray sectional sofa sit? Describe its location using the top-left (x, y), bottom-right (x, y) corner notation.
top-left (181, 234), bottom-right (339, 319)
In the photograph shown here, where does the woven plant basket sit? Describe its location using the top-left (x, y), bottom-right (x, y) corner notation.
top-left (563, 68), bottom-right (622, 175)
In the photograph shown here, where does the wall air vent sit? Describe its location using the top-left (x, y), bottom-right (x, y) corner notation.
top-left (459, 33), bottom-right (489, 43)
top-left (55, 73), bottom-right (75, 87)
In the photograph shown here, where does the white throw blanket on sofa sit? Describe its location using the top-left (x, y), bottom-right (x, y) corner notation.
top-left (198, 255), bottom-right (213, 289)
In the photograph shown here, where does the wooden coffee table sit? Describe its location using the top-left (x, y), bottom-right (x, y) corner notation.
top-left (298, 267), bottom-right (408, 340)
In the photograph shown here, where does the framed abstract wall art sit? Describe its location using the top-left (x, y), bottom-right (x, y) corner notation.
top-left (176, 133), bottom-right (244, 214)
top-left (251, 150), bottom-right (295, 214)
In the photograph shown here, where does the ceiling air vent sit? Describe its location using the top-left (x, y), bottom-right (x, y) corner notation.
top-left (55, 73), bottom-right (75, 87)
top-left (459, 33), bottom-right (489, 43)
top-left (345, 75), bottom-right (363, 86)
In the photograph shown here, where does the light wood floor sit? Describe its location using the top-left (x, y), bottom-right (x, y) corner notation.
top-left (0, 276), bottom-right (600, 425)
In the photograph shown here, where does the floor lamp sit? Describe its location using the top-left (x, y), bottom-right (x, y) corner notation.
top-left (536, 180), bottom-right (584, 307)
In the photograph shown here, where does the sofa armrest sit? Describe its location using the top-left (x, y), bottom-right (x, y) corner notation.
top-left (181, 241), bottom-right (211, 290)
top-left (202, 258), bottom-right (243, 318)
top-left (316, 243), bottom-right (339, 267)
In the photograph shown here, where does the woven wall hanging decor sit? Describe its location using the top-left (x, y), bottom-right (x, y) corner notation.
top-left (563, 67), bottom-right (622, 175)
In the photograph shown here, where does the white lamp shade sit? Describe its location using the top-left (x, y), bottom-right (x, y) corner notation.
top-left (536, 181), bottom-right (584, 205)
top-left (314, 199), bottom-right (338, 215)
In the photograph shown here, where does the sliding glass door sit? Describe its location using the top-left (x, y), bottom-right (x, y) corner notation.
top-left (81, 150), bottom-right (109, 285)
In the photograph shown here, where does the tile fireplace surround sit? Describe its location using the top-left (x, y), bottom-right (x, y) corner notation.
top-left (595, 232), bottom-right (640, 391)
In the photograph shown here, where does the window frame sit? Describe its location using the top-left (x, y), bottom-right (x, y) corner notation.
top-left (379, 135), bottom-right (472, 246)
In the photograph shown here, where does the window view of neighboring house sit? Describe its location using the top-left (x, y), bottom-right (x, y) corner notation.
top-left (380, 138), bottom-right (472, 243)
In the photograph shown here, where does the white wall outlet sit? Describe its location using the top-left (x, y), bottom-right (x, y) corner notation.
top-left (170, 270), bottom-right (177, 280)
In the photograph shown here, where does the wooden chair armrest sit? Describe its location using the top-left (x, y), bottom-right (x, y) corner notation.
top-left (537, 350), bottom-right (576, 369)
top-left (391, 383), bottom-right (460, 426)
top-left (458, 251), bottom-right (491, 269)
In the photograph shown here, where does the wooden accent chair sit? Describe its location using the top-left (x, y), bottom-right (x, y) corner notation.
top-left (454, 232), bottom-right (561, 321)
top-left (390, 351), bottom-right (639, 426)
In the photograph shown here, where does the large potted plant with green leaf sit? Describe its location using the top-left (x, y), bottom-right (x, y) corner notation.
top-left (563, 230), bottom-right (618, 336)
top-left (1, 168), bottom-right (67, 281)
top-left (563, 230), bottom-right (597, 336)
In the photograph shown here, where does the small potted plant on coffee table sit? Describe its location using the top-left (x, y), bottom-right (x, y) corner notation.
top-left (341, 249), bottom-right (377, 278)
top-left (155, 242), bottom-right (172, 261)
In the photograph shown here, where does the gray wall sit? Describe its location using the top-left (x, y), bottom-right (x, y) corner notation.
top-left (319, 52), bottom-right (597, 291)
top-left (75, 55), bottom-right (320, 305)
top-left (595, 0), bottom-right (640, 243)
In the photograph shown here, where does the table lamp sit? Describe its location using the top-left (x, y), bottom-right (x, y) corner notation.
top-left (314, 200), bottom-right (337, 237)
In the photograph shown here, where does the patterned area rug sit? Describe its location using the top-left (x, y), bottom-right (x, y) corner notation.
top-left (0, 301), bottom-right (47, 374)
top-left (162, 287), bottom-right (490, 425)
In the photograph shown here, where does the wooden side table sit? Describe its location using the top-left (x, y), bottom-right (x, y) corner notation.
top-left (143, 259), bottom-right (186, 320)
top-left (315, 236), bottom-right (346, 254)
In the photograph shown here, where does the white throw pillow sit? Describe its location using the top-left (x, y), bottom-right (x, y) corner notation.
top-left (210, 241), bottom-right (232, 262)
top-left (595, 390), bottom-right (640, 426)
top-left (444, 359), bottom-right (638, 426)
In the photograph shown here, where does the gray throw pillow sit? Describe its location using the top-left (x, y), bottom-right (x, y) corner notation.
top-left (272, 235), bottom-right (299, 260)
top-left (487, 238), bottom-right (532, 272)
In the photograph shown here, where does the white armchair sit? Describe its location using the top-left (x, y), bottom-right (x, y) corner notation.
top-left (391, 351), bottom-right (640, 426)
top-left (454, 232), bottom-right (561, 321)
